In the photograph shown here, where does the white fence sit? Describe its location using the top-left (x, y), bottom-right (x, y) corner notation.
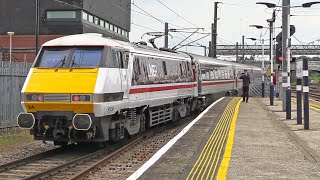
top-left (0, 61), bottom-right (32, 127)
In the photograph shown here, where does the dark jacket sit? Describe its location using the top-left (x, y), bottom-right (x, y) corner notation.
top-left (240, 73), bottom-right (251, 86)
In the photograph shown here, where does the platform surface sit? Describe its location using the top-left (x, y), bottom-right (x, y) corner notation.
top-left (138, 97), bottom-right (320, 179)
top-left (227, 98), bottom-right (320, 179)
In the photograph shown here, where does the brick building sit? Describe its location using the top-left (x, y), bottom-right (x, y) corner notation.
top-left (0, 0), bottom-right (131, 62)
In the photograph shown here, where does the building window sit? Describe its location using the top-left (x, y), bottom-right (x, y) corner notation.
top-left (99, 19), bottom-right (105, 28)
top-left (82, 11), bottom-right (88, 20)
top-left (105, 21), bottom-right (110, 30)
top-left (80, 10), bottom-right (129, 38)
top-left (88, 14), bottom-right (93, 23)
top-left (47, 10), bottom-right (77, 19)
top-left (94, 17), bottom-right (99, 25)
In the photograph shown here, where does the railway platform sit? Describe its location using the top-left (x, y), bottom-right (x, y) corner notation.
top-left (132, 97), bottom-right (320, 179)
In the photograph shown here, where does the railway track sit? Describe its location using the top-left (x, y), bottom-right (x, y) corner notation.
top-left (70, 126), bottom-right (182, 180)
top-left (291, 84), bottom-right (320, 101)
top-left (0, 145), bottom-right (101, 180)
top-left (0, 125), bottom-right (19, 131)
top-left (0, 114), bottom-right (194, 180)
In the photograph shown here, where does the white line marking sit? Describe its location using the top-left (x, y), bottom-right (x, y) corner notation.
top-left (126, 97), bottom-right (225, 180)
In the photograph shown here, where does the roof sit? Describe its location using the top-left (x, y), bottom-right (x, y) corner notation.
top-left (42, 33), bottom-right (133, 49)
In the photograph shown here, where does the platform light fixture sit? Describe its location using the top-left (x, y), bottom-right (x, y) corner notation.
top-left (256, 1), bottom-right (320, 8)
top-left (7, 32), bottom-right (15, 64)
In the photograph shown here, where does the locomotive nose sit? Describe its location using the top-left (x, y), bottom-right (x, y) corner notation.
top-left (17, 113), bottom-right (35, 129)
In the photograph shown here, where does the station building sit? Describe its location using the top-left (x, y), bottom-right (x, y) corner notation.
top-left (0, 0), bottom-right (131, 62)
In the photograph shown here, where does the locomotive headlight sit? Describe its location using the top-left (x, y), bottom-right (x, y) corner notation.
top-left (71, 95), bottom-right (91, 102)
top-left (25, 94), bottom-right (44, 102)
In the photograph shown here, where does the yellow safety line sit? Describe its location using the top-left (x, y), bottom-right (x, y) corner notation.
top-left (207, 108), bottom-right (235, 179)
top-left (189, 105), bottom-right (230, 180)
top-left (187, 102), bottom-right (229, 180)
top-left (216, 98), bottom-right (242, 180)
top-left (292, 98), bottom-right (320, 110)
top-left (197, 101), bottom-right (235, 178)
top-left (186, 98), bottom-right (240, 180)
top-left (199, 109), bottom-right (233, 179)
top-left (202, 104), bottom-right (235, 179)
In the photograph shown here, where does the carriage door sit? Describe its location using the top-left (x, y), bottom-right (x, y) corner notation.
top-left (197, 63), bottom-right (202, 95)
top-left (118, 51), bottom-right (129, 99)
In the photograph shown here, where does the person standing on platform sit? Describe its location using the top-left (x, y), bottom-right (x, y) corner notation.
top-left (272, 72), bottom-right (277, 97)
top-left (240, 69), bottom-right (251, 103)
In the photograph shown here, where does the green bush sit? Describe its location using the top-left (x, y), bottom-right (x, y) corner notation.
top-left (310, 72), bottom-right (320, 84)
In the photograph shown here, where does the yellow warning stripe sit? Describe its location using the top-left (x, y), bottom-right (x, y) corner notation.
top-left (292, 98), bottom-right (320, 110)
top-left (186, 97), bottom-right (241, 180)
top-left (216, 98), bottom-right (241, 179)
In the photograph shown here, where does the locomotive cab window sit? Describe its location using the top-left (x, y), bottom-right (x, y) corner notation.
top-left (71, 48), bottom-right (103, 68)
top-left (35, 47), bottom-right (103, 68)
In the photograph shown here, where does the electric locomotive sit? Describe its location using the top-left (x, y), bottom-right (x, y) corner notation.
top-left (17, 33), bottom-right (259, 146)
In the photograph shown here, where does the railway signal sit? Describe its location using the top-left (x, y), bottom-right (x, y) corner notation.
top-left (275, 43), bottom-right (282, 64)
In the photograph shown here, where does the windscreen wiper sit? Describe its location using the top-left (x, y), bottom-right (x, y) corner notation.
top-left (71, 56), bottom-right (80, 68)
top-left (53, 55), bottom-right (66, 68)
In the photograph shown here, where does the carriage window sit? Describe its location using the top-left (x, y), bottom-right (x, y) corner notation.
top-left (179, 63), bottom-right (183, 76)
top-left (163, 61), bottom-right (167, 75)
top-left (118, 52), bottom-right (124, 68)
top-left (113, 51), bottom-right (128, 69)
top-left (107, 50), bottom-right (119, 68)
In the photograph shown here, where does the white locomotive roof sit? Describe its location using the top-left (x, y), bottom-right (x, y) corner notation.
top-left (43, 33), bottom-right (133, 50)
top-left (42, 34), bottom-right (260, 70)
top-left (43, 33), bottom-right (191, 60)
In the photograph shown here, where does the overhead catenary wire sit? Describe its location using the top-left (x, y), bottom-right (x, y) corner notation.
top-left (132, 2), bottom-right (207, 47)
top-left (154, 0), bottom-right (200, 28)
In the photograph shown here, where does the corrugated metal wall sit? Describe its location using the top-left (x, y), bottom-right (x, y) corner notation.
top-left (0, 61), bottom-right (32, 127)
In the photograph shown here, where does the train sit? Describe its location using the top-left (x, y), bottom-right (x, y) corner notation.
top-left (17, 33), bottom-right (260, 146)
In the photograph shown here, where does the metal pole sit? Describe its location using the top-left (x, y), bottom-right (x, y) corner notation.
top-left (203, 46), bottom-right (207, 56)
top-left (209, 41), bottom-right (212, 57)
top-left (296, 78), bottom-right (302, 124)
top-left (9, 35), bottom-right (12, 64)
top-left (269, 11), bottom-right (275, 105)
top-left (303, 58), bottom-right (309, 130)
top-left (242, 35), bottom-right (245, 62)
top-left (164, 22), bottom-right (169, 48)
top-left (286, 0), bottom-right (291, 119)
top-left (35, 0), bottom-right (40, 55)
top-left (211, 23), bottom-right (214, 57)
top-left (282, 0), bottom-right (289, 112)
top-left (213, 2), bottom-right (218, 58)
top-left (262, 38), bottom-right (265, 97)
top-left (236, 42), bottom-right (239, 63)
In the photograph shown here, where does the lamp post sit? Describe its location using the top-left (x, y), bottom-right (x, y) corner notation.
top-left (256, 1), bottom-right (320, 119)
top-left (7, 32), bottom-right (15, 64)
top-left (35, 0), bottom-right (40, 55)
top-left (249, 24), bottom-right (266, 97)
top-left (267, 10), bottom-right (276, 106)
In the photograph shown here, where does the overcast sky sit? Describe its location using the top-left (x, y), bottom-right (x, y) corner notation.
top-left (129, 0), bottom-right (320, 57)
